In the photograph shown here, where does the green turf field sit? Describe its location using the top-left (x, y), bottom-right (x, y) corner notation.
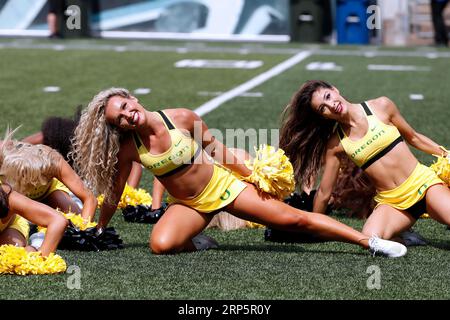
top-left (1, 38), bottom-right (449, 300)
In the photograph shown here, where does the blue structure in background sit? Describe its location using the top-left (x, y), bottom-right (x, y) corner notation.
top-left (336, 0), bottom-right (370, 44)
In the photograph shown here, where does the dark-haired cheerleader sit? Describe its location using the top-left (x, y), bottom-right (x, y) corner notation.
top-left (280, 80), bottom-right (450, 245)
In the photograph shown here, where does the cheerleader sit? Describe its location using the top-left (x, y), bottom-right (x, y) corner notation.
top-left (280, 80), bottom-right (450, 244)
top-left (0, 136), bottom-right (97, 222)
top-left (68, 87), bottom-right (407, 257)
top-left (0, 181), bottom-right (67, 256)
top-left (22, 108), bottom-right (144, 189)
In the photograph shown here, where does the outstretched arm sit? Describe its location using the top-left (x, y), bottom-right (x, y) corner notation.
top-left (127, 161), bottom-right (143, 188)
top-left (57, 158), bottom-right (97, 221)
top-left (313, 135), bottom-right (342, 214)
top-left (151, 177), bottom-right (165, 210)
top-left (8, 190), bottom-right (68, 256)
top-left (98, 151), bottom-right (132, 229)
top-left (21, 131), bottom-right (44, 144)
top-left (384, 97), bottom-right (448, 156)
top-left (184, 109), bottom-right (252, 177)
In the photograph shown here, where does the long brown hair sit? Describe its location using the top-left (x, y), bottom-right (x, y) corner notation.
top-left (280, 80), bottom-right (336, 190)
top-left (331, 154), bottom-right (376, 218)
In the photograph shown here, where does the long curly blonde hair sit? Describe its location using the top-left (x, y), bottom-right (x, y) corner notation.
top-left (0, 139), bottom-right (61, 195)
top-left (69, 88), bottom-right (130, 202)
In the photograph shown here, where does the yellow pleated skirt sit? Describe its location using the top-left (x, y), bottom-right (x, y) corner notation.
top-left (167, 163), bottom-right (247, 213)
top-left (374, 163), bottom-right (444, 210)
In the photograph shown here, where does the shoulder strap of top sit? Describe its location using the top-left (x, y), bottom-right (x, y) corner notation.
top-left (361, 102), bottom-right (373, 116)
top-left (132, 131), bottom-right (145, 151)
top-left (156, 110), bottom-right (175, 130)
top-left (337, 125), bottom-right (345, 140)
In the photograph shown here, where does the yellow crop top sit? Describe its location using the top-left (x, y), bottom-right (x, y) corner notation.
top-left (337, 102), bottom-right (403, 170)
top-left (0, 167), bottom-right (51, 201)
top-left (132, 110), bottom-right (201, 178)
top-left (26, 181), bottom-right (53, 200)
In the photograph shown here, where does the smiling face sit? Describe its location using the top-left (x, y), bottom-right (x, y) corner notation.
top-left (104, 95), bottom-right (145, 131)
top-left (310, 86), bottom-right (347, 120)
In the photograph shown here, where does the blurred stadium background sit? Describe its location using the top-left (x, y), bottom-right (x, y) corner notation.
top-left (0, 0), bottom-right (449, 300)
top-left (0, 0), bottom-right (449, 45)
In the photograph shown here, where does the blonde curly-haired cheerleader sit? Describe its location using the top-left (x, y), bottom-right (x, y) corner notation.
top-left (0, 136), bottom-right (97, 223)
top-left (69, 87), bottom-right (406, 257)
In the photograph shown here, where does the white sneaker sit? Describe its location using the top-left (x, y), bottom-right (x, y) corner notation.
top-left (368, 236), bottom-right (407, 258)
top-left (400, 229), bottom-right (427, 247)
top-left (192, 233), bottom-right (219, 251)
top-left (29, 232), bottom-right (45, 250)
top-left (69, 192), bottom-right (83, 210)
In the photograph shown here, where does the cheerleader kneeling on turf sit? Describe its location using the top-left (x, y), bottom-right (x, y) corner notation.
top-left (280, 80), bottom-right (450, 245)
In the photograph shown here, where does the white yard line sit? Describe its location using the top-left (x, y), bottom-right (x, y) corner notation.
top-left (3, 41), bottom-right (450, 58)
top-left (367, 64), bottom-right (431, 72)
top-left (194, 51), bottom-right (311, 116)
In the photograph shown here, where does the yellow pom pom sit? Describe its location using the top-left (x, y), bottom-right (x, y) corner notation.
top-left (430, 152), bottom-right (450, 186)
top-left (97, 184), bottom-right (152, 209)
top-left (97, 194), bottom-right (105, 207)
top-left (0, 245), bottom-right (66, 275)
top-left (118, 184), bottom-right (153, 208)
top-left (60, 211), bottom-right (97, 230)
top-left (420, 213), bottom-right (430, 219)
top-left (244, 145), bottom-right (295, 200)
top-left (38, 209), bottom-right (97, 234)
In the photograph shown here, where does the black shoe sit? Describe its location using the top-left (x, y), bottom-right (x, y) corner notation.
top-left (400, 229), bottom-right (427, 246)
top-left (192, 233), bottom-right (219, 250)
top-left (49, 32), bottom-right (63, 39)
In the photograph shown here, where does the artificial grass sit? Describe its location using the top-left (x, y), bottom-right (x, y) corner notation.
top-left (1, 215), bottom-right (449, 300)
top-left (1, 38), bottom-right (449, 300)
